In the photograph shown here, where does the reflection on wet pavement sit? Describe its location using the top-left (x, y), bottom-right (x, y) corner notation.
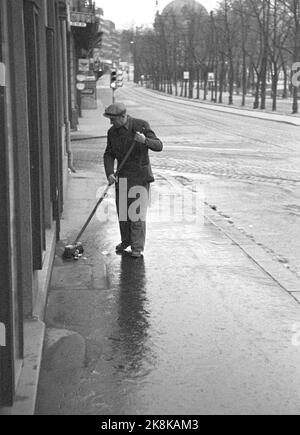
top-left (114, 256), bottom-right (155, 379)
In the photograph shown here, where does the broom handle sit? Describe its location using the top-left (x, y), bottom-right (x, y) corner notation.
top-left (115, 139), bottom-right (137, 177)
top-left (73, 183), bottom-right (111, 243)
top-left (73, 140), bottom-right (137, 244)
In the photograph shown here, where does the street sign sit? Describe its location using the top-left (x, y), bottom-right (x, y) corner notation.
top-left (184, 71), bottom-right (190, 80)
top-left (85, 75), bottom-right (96, 81)
top-left (76, 74), bottom-right (86, 82)
top-left (78, 59), bottom-right (89, 72)
top-left (70, 12), bottom-right (95, 25)
top-left (81, 88), bottom-right (94, 95)
top-left (208, 72), bottom-right (215, 82)
top-left (76, 83), bottom-right (85, 91)
top-left (71, 22), bottom-right (87, 27)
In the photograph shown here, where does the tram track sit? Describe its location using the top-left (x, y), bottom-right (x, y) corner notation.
top-left (157, 171), bottom-right (300, 302)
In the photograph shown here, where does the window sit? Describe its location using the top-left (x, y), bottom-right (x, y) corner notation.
top-left (24, 0), bottom-right (45, 270)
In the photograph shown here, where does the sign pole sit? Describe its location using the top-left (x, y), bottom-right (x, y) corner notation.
top-left (183, 71), bottom-right (189, 98)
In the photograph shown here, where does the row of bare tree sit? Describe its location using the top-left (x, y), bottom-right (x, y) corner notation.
top-left (120, 0), bottom-right (300, 113)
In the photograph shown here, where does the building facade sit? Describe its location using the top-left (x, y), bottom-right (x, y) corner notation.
top-left (69, 0), bottom-right (102, 125)
top-left (96, 14), bottom-right (120, 69)
top-left (0, 0), bottom-right (72, 408)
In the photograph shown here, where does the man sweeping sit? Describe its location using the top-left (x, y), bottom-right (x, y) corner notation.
top-left (103, 102), bottom-right (163, 258)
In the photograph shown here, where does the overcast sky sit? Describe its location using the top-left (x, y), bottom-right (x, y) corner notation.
top-left (95, 0), bottom-right (219, 29)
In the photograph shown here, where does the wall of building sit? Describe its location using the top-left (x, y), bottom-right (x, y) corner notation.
top-left (97, 17), bottom-right (121, 68)
top-left (0, 0), bottom-right (70, 408)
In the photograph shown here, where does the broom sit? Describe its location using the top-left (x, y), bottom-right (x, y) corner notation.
top-left (63, 138), bottom-right (138, 259)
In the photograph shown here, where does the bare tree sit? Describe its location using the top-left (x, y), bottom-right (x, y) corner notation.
top-left (123, 0), bottom-right (299, 113)
top-left (274, 0), bottom-right (299, 112)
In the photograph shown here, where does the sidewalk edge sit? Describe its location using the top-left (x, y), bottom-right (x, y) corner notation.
top-left (1, 320), bottom-right (45, 415)
top-left (137, 85), bottom-right (300, 126)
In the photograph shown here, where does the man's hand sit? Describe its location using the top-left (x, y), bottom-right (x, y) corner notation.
top-left (108, 174), bottom-right (117, 185)
top-left (134, 131), bottom-right (146, 144)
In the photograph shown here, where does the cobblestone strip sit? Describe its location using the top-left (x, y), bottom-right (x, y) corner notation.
top-left (152, 157), bottom-right (300, 186)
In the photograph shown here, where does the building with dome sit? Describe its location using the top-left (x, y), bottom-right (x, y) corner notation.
top-left (156, 0), bottom-right (209, 36)
top-left (161, 0), bottom-right (209, 20)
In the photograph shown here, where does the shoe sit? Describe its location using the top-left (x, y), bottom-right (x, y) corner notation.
top-left (116, 242), bottom-right (130, 252)
top-left (131, 250), bottom-right (142, 258)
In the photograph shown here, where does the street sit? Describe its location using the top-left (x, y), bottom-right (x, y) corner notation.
top-left (77, 82), bottom-right (300, 285)
top-left (119, 84), bottom-right (300, 280)
top-left (36, 82), bottom-right (300, 415)
top-left (4, 0), bottom-right (300, 416)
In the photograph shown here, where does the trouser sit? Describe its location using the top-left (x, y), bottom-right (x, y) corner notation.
top-left (116, 181), bottom-right (150, 252)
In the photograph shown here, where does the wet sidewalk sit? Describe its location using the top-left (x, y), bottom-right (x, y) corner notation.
top-left (35, 87), bottom-right (300, 415)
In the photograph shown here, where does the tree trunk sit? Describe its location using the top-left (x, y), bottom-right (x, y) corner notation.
top-left (242, 51), bottom-right (247, 106)
top-left (228, 58), bottom-right (234, 105)
top-left (196, 67), bottom-right (200, 99)
top-left (260, 1), bottom-right (270, 110)
top-left (180, 79), bottom-right (184, 97)
top-left (203, 78), bottom-right (208, 100)
top-left (292, 13), bottom-right (300, 114)
top-left (168, 78), bottom-right (172, 94)
top-left (253, 73), bottom-right (260, 109)
top-left (214, 62), bottom-right (218, 102)
top-left (189, 72), bottom-right (194, 99)
top-left (292, 85), bottom-right (298, 114)
top-left (174, 77), bottom-right (178, 96)
top-left (271, 69), bottom-right (278, 111)
top-left (260, 58), bottom-right (267, 109)
top-left (219, 58), bottom-right (225, 103)
top-left (282, 64), bottom-right (288, 99)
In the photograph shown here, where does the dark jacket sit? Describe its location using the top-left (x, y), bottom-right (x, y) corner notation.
top-left (104, 116), bottom-right (163, 186)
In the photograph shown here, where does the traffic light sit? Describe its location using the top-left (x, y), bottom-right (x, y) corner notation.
top-left (116, 70), bottom-right (124, 87)
top-left (110, 70), bottom-right (117, 89)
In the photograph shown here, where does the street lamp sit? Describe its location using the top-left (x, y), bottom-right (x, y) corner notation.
top-left (130, 40), bottom-right (137, 83)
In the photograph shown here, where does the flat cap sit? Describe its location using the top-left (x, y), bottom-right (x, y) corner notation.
top-left (103, 102), bottom-right (126, 118)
